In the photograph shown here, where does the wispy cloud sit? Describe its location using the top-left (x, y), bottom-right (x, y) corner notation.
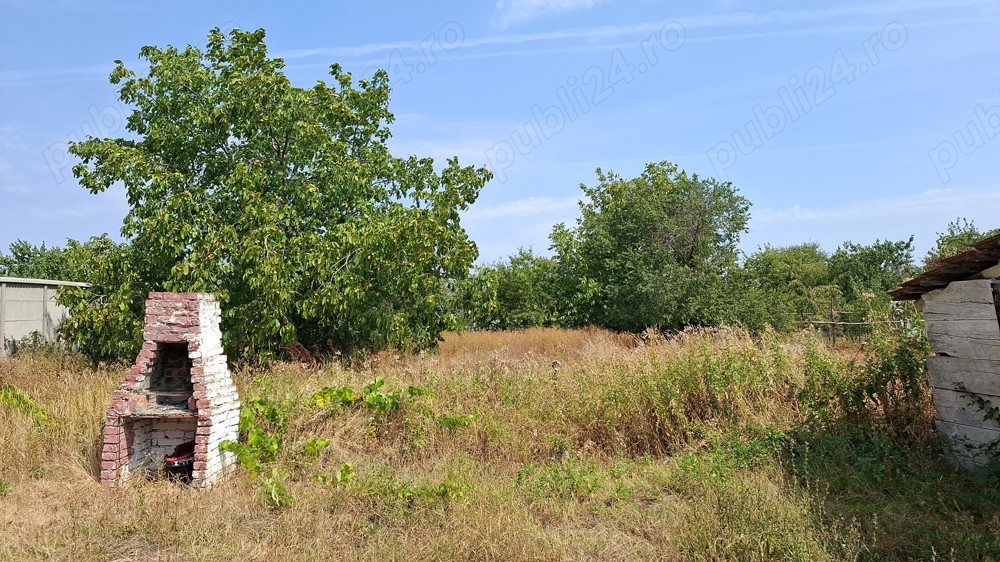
top-left (493, 0), bottom-right (604, 29)
top-left (753, 188), bottom-right (1000, 226)
top-left (6, 0), bottom-right (990, 85)
top-left (745, 186), bottom-right (1000, 254)
top-left (280, 0), bottom-right (992, 62)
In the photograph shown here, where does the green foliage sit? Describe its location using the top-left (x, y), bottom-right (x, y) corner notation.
top-left (355, 465), bottom-right (466, 518)
top-left (675, 426), bottom-right (786, 485)
top-left (220, 397), bottom-right (292, 478)
top-left (827, 237), bottom-right (916, 314)
top-left (455, 248), bottom-right (563, 330)
top-left (844, 305), bottom-right (931, 440)
top-left (550, 161), bottom-right (751, 332)
top-left (313, 377), bottom-right (424, 415)
top-left (300, 437), bottom-right (330, 461)
top-left (63, 27), bottom-right (491, 362)
top-left (516, 459), bottom-right (604, 500)
top-left (0, 384), bottom-right (49, 425)
top-left (0, 240), bottom-right (78, 280)
top-left (261, 468), bottom-right (293, 508)
top-left (221, 377), bottom-right (436, 505)
top-left (311, 463), bottom-right (356, 485)
top-left (2, 331), bottom-right (61, 358)
top-left (740, 244), bottom-right (839, 331)
top-left (437, 413), bottom-right (475, 431)
top-left (923, 217), bottom-right (999, 270)
top-left (952, 383), bottom-right (1000, 474)
top-left (335, 462), bottom-right (356, 484)
top-left (56, 235), bottom-right (145, 362)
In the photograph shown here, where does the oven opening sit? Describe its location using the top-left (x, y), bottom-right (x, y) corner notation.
top-left (149, 342), bottom-right (193, 409)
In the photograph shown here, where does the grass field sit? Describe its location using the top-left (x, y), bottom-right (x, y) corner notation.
top-left (1, 327), bottom-right (998, 561)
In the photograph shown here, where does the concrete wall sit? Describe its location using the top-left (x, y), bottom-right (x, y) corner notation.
top-left (0, 276), bottom-right (89, 350)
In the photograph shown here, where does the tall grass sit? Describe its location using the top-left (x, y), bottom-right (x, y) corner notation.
top-left (1, 327), bottom-right (997, 560)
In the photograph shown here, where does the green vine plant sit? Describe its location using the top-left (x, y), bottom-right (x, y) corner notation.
top-left (0, 384), bottom-right (50, 426)
top-left (313, 376), bottom-right (425, 415)
top-left (220, 377), bottom-right (473, 507)
top-left (953, 382), bottom-right (1000, 476)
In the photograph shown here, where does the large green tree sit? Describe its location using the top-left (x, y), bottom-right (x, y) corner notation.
top-left (550, 161), bottom-right (750, 332)
top-left (61, 28), bottom-right (491, 361)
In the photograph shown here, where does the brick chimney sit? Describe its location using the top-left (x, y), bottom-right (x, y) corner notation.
top-left (100, 292), bottom-right (240, 488)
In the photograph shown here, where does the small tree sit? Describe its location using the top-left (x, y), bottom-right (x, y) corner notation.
top-left (828, 237), bottom-right (916, 318)
top-left (741, 243), bottom-right (838, 330)
top-left (923, 218), bottom-right (999, 270)
top-left (62, 28), bottom-right (491, 361)
top-left (550, 161), bottom-right (750, 332)
top-left (0, 240), bottom-right (76, 281)
top-left (456, 248), bottom-right (562, 330)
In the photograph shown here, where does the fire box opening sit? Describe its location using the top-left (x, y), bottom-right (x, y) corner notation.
top-left (148, 342), bottom-right (193, 409)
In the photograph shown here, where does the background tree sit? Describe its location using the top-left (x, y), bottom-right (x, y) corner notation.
top-left (57, 236), bottom-right (142, 360)
top-left (62, 28), bottom-right (491, 361)
top-left (0, 240), bottom-right (76, 281)
top-left (923, 218), bottom-right (999, 270)
top-left (455, 248), bottom-right (562, 330)
top-left (827, 237), bottom-right (916, 318)
top-left (550, 161), bottom-right (750, 332)
top-left (740, 243), bottom-right (838, 331)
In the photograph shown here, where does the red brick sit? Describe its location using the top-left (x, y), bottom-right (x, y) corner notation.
top-left (100, 460), bottom-right (118, 470)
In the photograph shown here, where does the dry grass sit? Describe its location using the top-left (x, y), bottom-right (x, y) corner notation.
top-left (1, 327), bottom-right (998, 561)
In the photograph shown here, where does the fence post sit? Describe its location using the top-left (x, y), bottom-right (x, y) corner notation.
top-left (829, 298), bottom-right (836, 347)
top-left (0, 281), bottom-right (6, 352)
top-left (42, 284), bottom-right (49, 343)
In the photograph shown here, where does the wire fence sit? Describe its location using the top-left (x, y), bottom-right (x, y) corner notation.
top-left (794, 309), bottom-right (906, 346)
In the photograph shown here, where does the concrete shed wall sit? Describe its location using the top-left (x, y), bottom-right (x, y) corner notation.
top-left (0, 277), bottom-right (88, 350)
top-left (921, 278), bottom-right (1000, 468)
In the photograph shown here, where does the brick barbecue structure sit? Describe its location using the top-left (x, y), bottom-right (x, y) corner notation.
top-left (100, 292), bottom-right (240, 488)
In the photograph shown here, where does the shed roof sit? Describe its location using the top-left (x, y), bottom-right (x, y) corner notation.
top-left (890, 232), bottom-right (1000, 300)
top-left (0, 276), bottom-right (90, 288)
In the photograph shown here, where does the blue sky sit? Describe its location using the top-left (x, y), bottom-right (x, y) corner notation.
top-left (1, 0), bottom-right (998, 265)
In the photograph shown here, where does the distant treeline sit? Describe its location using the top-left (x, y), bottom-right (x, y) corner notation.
top-left (452, 205), bottom-right (997, 334)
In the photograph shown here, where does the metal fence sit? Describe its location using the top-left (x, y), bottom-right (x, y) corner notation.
top-left (796, 309), bottom-right (907, 346)
top-left (0, 276), bottom-right (89, 352)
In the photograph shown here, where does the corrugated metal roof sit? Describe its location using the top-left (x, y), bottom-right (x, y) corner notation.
top-left (0, 276), bottom-right (90, 288)
top-left (889, 232), bottom-right (1000, 300)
